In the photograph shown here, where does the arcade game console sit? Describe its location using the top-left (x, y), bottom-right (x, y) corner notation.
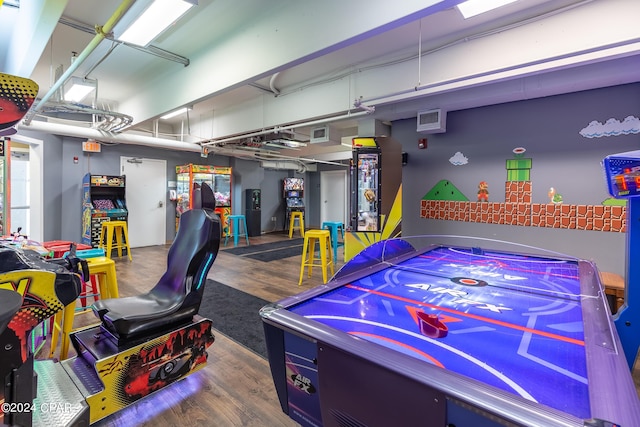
top-left (0, 183), bottom-right (221, 426)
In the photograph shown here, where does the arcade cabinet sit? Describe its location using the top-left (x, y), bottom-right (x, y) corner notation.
top-left (602, 150), bottom-right (640, 368)
top-left (176, 164), bottom-right (232, 236)
top-left (346, 136), bottom-right (402, 261)
top-left (81, 174), bottom-right (128, 248)
top-left (0, 73), bottom-right (38, 236)
top-left (283, 178), bottom-right (305, 233)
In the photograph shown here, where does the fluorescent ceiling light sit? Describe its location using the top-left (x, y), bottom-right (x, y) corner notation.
top-left (160, 107), bottom-right (191, 120)
top-left (457, 0), bottom-right (518, 19)
top-left (119, 0), bottom-right (197, 47)
top-left (64, 77), bottom-right (96, 102)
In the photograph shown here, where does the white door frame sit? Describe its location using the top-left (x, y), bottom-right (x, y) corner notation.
top-left (10, 135), bottom-right (43, 242)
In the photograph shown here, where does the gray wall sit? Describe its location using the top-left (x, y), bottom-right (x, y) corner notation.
top-left (22, 82), bottom-right (640, 277)
top-left (22, 129), bottom-right (317, 243)
top-left (393, 83), bottom-right (640, 276)
top-left (23, 128), bottom-right (229, 243)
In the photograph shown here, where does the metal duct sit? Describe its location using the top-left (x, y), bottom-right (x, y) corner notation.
top-left (19, 120), bottom-right (201, 152)
top-left (19, 119), bottom-right (323, 168)
top-left (260, 160), bottom-right (316, 173)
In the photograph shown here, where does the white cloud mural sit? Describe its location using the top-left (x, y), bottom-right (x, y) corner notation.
top-left (580, 115), bottom-right (640, 138)
top-left (449, 151), bottom-right (469, 166)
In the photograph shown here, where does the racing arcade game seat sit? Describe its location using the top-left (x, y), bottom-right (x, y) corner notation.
top-left (92, 182), bottom-right (220, 344)
top-left (0, 182), bottom-right (222, 426)
top-left (51, 181), bottom-right (223, 424)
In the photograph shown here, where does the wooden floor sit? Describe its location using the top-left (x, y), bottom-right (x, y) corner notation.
top-left (65, 231), bottom-right (332, 427)
top-left (42, 231), bottom-right (640, 426)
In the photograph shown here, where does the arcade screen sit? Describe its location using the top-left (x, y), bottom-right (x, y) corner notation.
top-left (604, 150), bottom-right (640, 198)
top-left (284, 178), bottom-right (304, 192)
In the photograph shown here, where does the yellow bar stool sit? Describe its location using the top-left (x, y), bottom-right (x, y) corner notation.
top-left (49, 256), bottom-right (119, 360)
top-left (99, 220), bottom-right (133, 261)
top-left (289, 211), bottom-right (305, 238)
top-left (299, 229), bottom-right (334, 285)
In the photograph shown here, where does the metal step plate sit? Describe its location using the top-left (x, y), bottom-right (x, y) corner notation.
top-left (33, 360), bottom-right (89, 426)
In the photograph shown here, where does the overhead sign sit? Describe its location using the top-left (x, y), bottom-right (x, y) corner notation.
top-left (82, 140), bottom-right (101, 153)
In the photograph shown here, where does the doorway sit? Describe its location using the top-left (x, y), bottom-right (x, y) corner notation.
top-left (10, 146), bottom-right (29, 236)
top-left (8, 135), bottom-right (43, 241)
top-left (320, 170), bottom-right (348, 226)
top-left (120, 157), bottom-right (167, 248)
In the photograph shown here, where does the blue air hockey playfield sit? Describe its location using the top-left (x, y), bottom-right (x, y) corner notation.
top-left (261, 151), bottom-right (640, 427)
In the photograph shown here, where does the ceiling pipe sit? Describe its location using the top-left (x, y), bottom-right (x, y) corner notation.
top-left (202, 110), bottom-right (370, 147)
top-left (18, 119), bottom-right (348, 167)
top-left (20, 120), bottom-right (202, 153)
top-left (24, 0), bottom-right (135, 125)
top-left (58, 16), bottom-right (190, 66)
top-left (269, 72), bottom-right (281, 96)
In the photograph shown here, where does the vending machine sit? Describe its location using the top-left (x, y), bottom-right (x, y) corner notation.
top-left (347, 137), bottom-right (403, 260)
top-left (245, 189), bottom-right (261, 237)
top-left (353, 148), bottom-right (381, 232)
top-left (175, 164), bottom-right (232, 235)
top-left (81, 174), bottom-right (128, 247)
top-left (283, 177), bottom-right (304, 231)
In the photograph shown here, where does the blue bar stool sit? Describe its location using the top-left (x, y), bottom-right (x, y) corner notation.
top-left (225, 214), bottom-right (250, 247)
top-left (322, 221), bottom-right (344, 264)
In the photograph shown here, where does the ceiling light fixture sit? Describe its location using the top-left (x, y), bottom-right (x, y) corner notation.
top-left (160, 106), bottom-right (191, 120)
top-left (457, 0), bottom-right (518, 19)
top-left (118, 0), bottom-right (197, 47)
top-left (64, 76), bottom-right (97, 103)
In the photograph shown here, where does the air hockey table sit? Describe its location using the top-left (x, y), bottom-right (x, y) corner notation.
top-left (261, 237), bottom-right (640, 427)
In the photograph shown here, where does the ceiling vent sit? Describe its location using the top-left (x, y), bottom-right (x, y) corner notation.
top-left (310, 125), bottom-right (330, 143)
top-left (417, 109), bottom-right (446, 133)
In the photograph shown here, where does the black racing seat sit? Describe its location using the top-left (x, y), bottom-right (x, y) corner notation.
top-left (92, 182), bottom-right (221, 344)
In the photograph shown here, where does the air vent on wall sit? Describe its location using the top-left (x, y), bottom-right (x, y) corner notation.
top-left (310, 125), bottom-right (330, 143)
top-left (417, 109), bottom-right (446, 133)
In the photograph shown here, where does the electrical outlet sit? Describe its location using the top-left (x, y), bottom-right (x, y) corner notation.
top-left (271, 216), bottom-right (276, 222)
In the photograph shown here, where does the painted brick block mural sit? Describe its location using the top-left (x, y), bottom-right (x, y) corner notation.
top-left (421, 181), bottom-right (626, 233)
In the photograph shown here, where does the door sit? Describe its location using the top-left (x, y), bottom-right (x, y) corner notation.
top-left (320, 170), bottom-right (348, 226)
top-left (121, 157), bottom-right (166, 247)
